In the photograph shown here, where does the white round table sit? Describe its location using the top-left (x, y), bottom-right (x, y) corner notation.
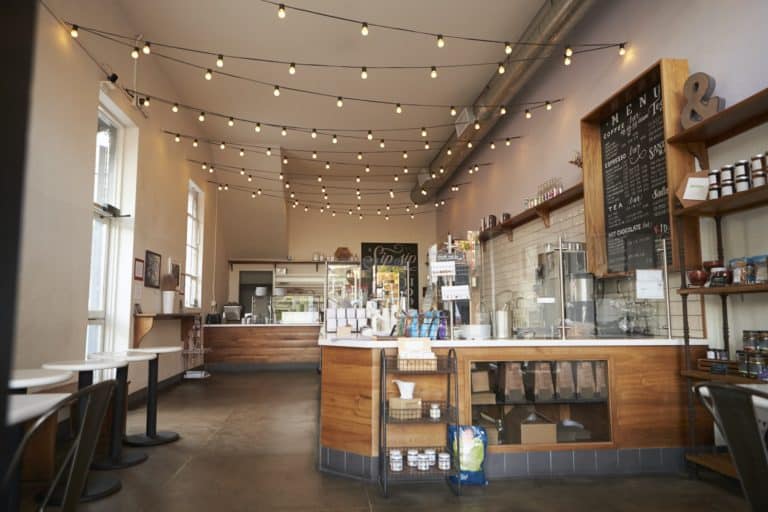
top-left (125, 346), bottom-right (182, 446)
top-left (41, 359), bottom-right (127, 501)
top-left (9, 369), bottom-right (72, 394)
top-left (87, 352), bottom-right (157, 470)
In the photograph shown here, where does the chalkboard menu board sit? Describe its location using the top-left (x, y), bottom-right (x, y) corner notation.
top-left (600, 80), bottom-right (669, 273)
top-left (361, 243), bottom-right (419, 309)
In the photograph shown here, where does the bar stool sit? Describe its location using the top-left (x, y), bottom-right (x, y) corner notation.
top-left (88, 351), bottom-right (157, 470)
top-left (9, 369), bottom-right (72, 394)
top-left (41, 359), bottom-right (127, 502)
top-left (124, 346), bottom-right (183, 446)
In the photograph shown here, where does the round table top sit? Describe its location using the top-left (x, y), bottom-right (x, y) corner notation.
top-left (132, 346), bottom-right (183, 354)
top-left (6, 393), bottom-right (70, 426)
top-left (89, 351), bottom-right (157, 363)
top-left (9, 369), bottom-right (73, 390)
top-left (42, 359), bottom-right (127, 371)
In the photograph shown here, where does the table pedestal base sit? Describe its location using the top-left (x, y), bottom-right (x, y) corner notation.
top-left (124, 431), bottom-right (180, 447)
top-left (46, 473), bottom-right (122, 505)
top-left (91, 449), bottom-right (148, 470)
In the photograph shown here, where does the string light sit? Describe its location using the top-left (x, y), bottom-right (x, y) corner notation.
top-left (377, 209), bottom-right (381, 216)
top-left (564, 46), bottom-right (573, 57)
top-left (357, 152), bottom-right (363, 160)
top-left (360, 67), bottom-right (368, 79)
top-left (356, 176), bottom-right (361, 183)
top-left (439, 167), bottom-right (445, 174)
top-left (367, 130), bottom-right (373, 140)
top-left (325, 162), bottom-right (331, 169)
top-left (389, 190), bottom-right (395, 198)
top-left (228, 117), bottom-right (235, 127)
top-left (317, 175), bottom-right (323, 182)
top-left (198, 112), bottom-right (206, 122)
top-left (257, 188), bottom-right (262, 195)
top-left (365, 165), bottom-right (371, 173)
top-left (220, 142), bottom-right (226, 150)
top-left (285, 181), bottom-right (290, 189)
top-left (277, 4), bottom-right (286, 18)
top-left (208, 166), bottom-right (214, 173)
top-left (490, 142), bottom-right (496, 150)
top-left (618, 43), bottom-right (626, 56)
top-left (474, 164), bottom-right (480, 173)
top-left (282, 157), bottom-right (288, 164)
top-left (505, 42), bottom-right (512, 54)
top-left (289, 62), bottom-right (296, 75)
top-left (311, 129), bottom-right (317, 138)
top-left (505, 138), bottom-right (511, 146)
top-left (216, 54), bottom-right (224, 68)
top-left (424, 141), bottom-right (430, 149)
top-left (281, 127), bottom-right (287, 136)
top-left (474, 121), bottom-right (481, 130)
top-left (420, 188), bottom-right (427, 196)
top-left (266, 147), bottom-right (272, 156)
top-left (204, 69), bottom-right (213, 80)
top-left (500, 106), bottom-right (507, 115)
top-left (252, 192), bottom-right (257, 198)
top-left (525, 109), bottom-right (532, 119)
top-left (332, 211), bottom-right (336, 217)
top-left (142, 42), bottom-right (151, 55)
top-left (312, 151), bottom-right (318, 159)
top-left (336, 97), bottom-right (344, 107)
top-left (192, 139), bottom-right (199, 147)
top-left (467, 141), bottom-right (473, 148)
top-left (421, 128), bottom-right (428, 137)
top-left (174, 134), bottom-right (181, 143)
top-left (240, 169), bottom-right (245, 175)
top-left (273, 85), bottom-right (281, 96)
top-left (403, 167), bottom-right (409, 174)
top-left (248, 175), bottom-right (254, 182)
top-left (379, 140), bottom-right (385, 148)
top-left (447, 148), bottom-right (453, 155)
top-left (131, 47), bottom-right (140, 59)
top-left (70, 24), bottom-right (79, 38)
top-left (395, 103), bottom-right (403, 114)
top-left (402, 151), bottom-right (408, 159)
top-left (450, 106), bottom-right (457, 116)
top-left (255, 123), bottom-right (262, 132)
top-left (436, 34), bottom-right (445, 48)
top-left (394, 175), bottom-right (399, 181)
top-left (332, 134), bottom-right (338, 144)
top-left (563, 53), bottom-right (572, 66)
top-left (171, 103), bottom-right (179, 113)
top-left (361, 22), bottom-right (369, 36)
top-left (385, 215), bottom-right (389, 220)
top-left (386, 204), bottom-right (391, 210)
top-left (430, 66), bottom-right (438, 79)
top-left (546, 101), bottom-right (552, 111)
top-left (497, 62), bottom-right (505, 75)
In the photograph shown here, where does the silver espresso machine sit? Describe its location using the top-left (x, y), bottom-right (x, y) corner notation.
top-left (534, 240), bottom-right (595, 338)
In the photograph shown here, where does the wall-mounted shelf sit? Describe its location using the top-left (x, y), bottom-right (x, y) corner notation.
top-left (673, 184), bottom-right (768, 218)
top-left (667, 86), bottom-right (768, 169)
top-left (478, 183), bottom-right (583, 242)
top-left (680, 370), bottom-right (755, 385)
top-left (678, 284), bottom-right (768, 296)
top-left (133, 313), bottom-right (200, 348)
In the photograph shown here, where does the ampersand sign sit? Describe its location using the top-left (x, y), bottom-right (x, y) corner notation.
top-left (681, 72), bottom-right (725, 129)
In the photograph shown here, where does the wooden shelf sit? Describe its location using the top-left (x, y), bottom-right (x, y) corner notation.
top-left (674, 185), bottom-right (768, 217)
top-left (479, 183), bottom-right (583, 242)
top-left (677, 283), bottom-right (768, 296)
top-left (668, 87), bottom-right (768, 147)
top-left (680, 369), bottom-right (756, 385)
top-left (134, 313), bottom-right (200, 319)
top-left (133, 312), bottom-right (200, 348)
top-left (685, 453), bottom-right (738, 479)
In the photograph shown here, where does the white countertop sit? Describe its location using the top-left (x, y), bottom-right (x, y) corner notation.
top-left (319, 335), bottom-right (709, 348)
top-left (205, 323), bottom-right (322, 328)
top-left (6, 393), bottom-right (70, 426)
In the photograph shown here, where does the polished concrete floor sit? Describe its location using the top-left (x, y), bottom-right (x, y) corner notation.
top-left (73, 371), bottom-right (746, 512)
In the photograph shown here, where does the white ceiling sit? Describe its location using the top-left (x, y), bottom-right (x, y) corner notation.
top-left (108, 0), bottom-right (546, 203)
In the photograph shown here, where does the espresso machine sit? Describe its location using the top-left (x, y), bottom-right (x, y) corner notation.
top-left (535, 241), bottom-right (595, 338)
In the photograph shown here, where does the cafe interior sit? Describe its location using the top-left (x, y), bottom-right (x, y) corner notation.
top-left (2, 0), bottom-right (768, 510)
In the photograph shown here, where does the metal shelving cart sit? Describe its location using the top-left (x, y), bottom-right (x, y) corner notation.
top-left (378, 348), bottom-right (461, 497)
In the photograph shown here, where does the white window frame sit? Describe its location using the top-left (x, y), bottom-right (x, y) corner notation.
top-left (184, 181), bottom-right (204, 309)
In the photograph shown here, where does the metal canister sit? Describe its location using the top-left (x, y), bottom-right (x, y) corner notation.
top-left (752, 154), bottom-right (767, 187)
top-left (720, 165), bottom-right (734, 181)
top-left (735, 176), bottom-right (750, 192)
top-left (708, 168), bottom-right (720, 185)
top-left (734, 160), bottom-right (750, 179)
top-left (708, 185), bottom-right (720, 200)
top-left (720, 179), bottom-right (734, 196)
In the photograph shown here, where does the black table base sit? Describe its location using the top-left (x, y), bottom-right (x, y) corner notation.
top-left (44, 473), bottom-right (121, 505)
top-left (124, 431), bottom-right (180, 447)
top-left (91, 449), bottom-right (148, 470)
top-left (124, 356), bottom-right (180, 447)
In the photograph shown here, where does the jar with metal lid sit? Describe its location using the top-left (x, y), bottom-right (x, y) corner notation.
top-left (429, 403), bottom-right (441, 420)
top-left (438, 452), bottom-right (451, 471)
top-left (720, 179), bottom-right (734, 196)
top-left (708, 169), bottom-right (720, 185)
top-left (737, 350), bottom-right (748, 376)
top-left (748, 353), bottom-right (765, 378)
top-left (734, 160), bottom-right (750, 179)
top-left (752, 155), bottom-right (767, 187)
top-left (424, 448), bottom-right (436, 466)
top-left (417, 453), bottom-right (429, 471)
top-left (708, 185), bottom-right (720, 200)
top-left (744, 331), bottom-right (759, 352)
top-left (406, 449), bottom-right (419, 467)
top-left (735, 176), bottom-right (750, 192)
top-left (389, 451), bottom-right (403, 472)
top-left (759, 331), bottom-right (768, 353)
top-left (720, 165), bottom-right (734, 181)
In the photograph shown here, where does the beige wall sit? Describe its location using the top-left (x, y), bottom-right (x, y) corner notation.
top-left (287, 210), bottom-right (438, 302)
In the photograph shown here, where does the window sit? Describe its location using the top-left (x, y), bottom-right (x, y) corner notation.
top-left (86, 108), bottom-right (123, 356)
top-left (185, 182), bottom-right (204, 308)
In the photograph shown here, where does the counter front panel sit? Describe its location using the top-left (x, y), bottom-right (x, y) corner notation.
top-left (204, 324), bottom-right (322, 365)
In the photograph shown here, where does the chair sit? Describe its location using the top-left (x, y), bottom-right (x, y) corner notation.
top-left (0, 380), bottom-right (115, 511)
top-left (695, 382), bottom-right (768, 511)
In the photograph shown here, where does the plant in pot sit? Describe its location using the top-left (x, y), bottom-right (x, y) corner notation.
top-left (161, 273), bottom-right (177, 314)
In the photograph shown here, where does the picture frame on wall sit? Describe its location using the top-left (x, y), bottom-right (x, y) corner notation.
top-left (144, 250), bottom-right (161, 288)
top-left (133, 258), bottom-right (145, 281)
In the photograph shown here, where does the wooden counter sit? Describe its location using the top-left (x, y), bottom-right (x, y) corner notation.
top-left (204, 324), bottom-right (322, 365)
top-left (320, 343), bottom-right (710, 458)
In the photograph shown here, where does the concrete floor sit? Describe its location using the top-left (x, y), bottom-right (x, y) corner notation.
top-left (73, 371), bottom-right (746, 512)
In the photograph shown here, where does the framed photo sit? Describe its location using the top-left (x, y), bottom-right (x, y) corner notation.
top-left (133, 258), bottom-right (145, 281)
top-left (144, 250), bottom-right (161, 288)
top-left (171, 263), bottom-right (181, 289)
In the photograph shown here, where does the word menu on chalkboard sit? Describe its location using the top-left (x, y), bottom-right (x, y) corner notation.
top-left (600, 81), bottom-right (668, 273)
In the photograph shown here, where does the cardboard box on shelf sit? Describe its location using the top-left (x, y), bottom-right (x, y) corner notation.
top-left (389, 397), bottom-right (422, 420)
top-left (500, 362), bottom-right (525, 402)
top-left (471, 392), bottom-right (497, 405)
top-left (521, 412), bottom-right (557, 445)
top-left (471, 370), bottom-right (490, 393)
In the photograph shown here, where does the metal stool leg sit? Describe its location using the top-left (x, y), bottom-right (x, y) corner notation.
top-left (124, 357), bottom-right (179, 446)
top-left (91, 366), bottom-right (147, 469)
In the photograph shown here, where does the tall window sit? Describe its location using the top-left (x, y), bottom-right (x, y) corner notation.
top-left (185, 182), bottom-right (204, 308)
top-left (86, 108), bottom-right (123, 355)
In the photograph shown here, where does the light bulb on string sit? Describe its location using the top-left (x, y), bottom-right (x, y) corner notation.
top-left (498, 62), bottom-right (505, 74)
top-left (142, 42), bottom-right (151, 55)
top-left (361, 22), bottom-right (369, 36)
top-left (273, 85), bottom-right (281, 96)
top-left (131, 47), bottom-right (140, 59)
top-left (277, 4), bottom-right (286, 18)
top-left (379, 140), bottom-right (385, 148)
top-left (252, 192), bottom-right (256, 199)
top-left (525, 109), bottom-right (532, 119)
top-left (266, 147), bottom-right (272, 156)
top-left (474, 164), bottom-right (480, 173)
top-left (377, 209), bottom-right (381, 216)
top-left (281, 127), bottom-right (287, 136)
top-left (336, 97), bottom-right (344, 108)
top-left (431, 172), bottom-right (436, 179)
top-left (216, 54), bottom-right (224, 68)
top-left (239, 169), bottom-right (245, 175)
top-left (357, 152), bottom-right (363, 160)
top-left (282, 157), bottom-right (288, 164)
top-left (228, 117), bottom-right (235, 127)
top-left (466, 141), bottom-right (473, 148)
top-left (365, 164), bottom-right (371, 173)
top-left (424, 141), bottom-right (430, 150)
top-left (312, 151), bottom-right (317, 159)
top-left (430, 66), bottom-right (437, 79)
top-left (386, 203), bottom-right (391, 210)
top-left (618, 43), bottom-right (627, 56)
top-left (436, 34), bottom-right (445, 48)
top-left (355, 176), bottom-right (361, 183)
top-left (402, 151), bottom-right (408, 159)
top-left (257, 188), bottom-right (262, 195)
top-left (385, 215), bottom-right (389, 220)
top-left (505, 138), bottom-right (511, 146)
top-left (332, 134), bottom-right (338, 144)
top-left (474, 120), bottom-right (481, 130)
top-left (403, 167), bottom-right (409, 174)
top-left (142, 97), bottom-right (150, 107)
top-left (198, 112), bottom-right (206, 122)
top-left (505, 42), bottom-right (512, 54)
top-left (439, 167), bottom-right (445, 174)
top-left (367, 130), bottom-right (373, 140)
top-left (393, 175), bottom-right (399, 182)
top-left (356, 204), bottom-right (361, 211)
top-left (395, 103), bottom-right (403, 114)
top-left (420, 189), bottom-right (427, 196)
top-left (332, 211), bottom-right (336, 217)
top-left (70, 24), bottom-right (79, 38)
top-left (500, 106), bottom-right (507, 116)
top-left (224, 184), bottom-right (228, 191)
top-left (304, 206), bottom-right (308, 212)
top-left (209, 166), bottom-right (214, 173)
top-left (317, 175), bottom-right (323, 182)
top-left (546, 101), bottom-right (552, 111)
top-left (289, 62), bottom-right (296, 75)
top-left (255, 123), bottom-right (261, 133)
top-left (358, 215), bottom-right (363, 220)
top-left (285, 181), bottom-right (290, 189)
top-left (239, 148), bottom-right (245, 157)
top-left (290, 192), bottom-right (295, 198)
top-left (192, 139), bottom-right (199, 147)
top-left (447, 148), bottom-right (452, 156)
top-left (171, 103), bottom-right (179, 113)
top-left (174, 134), bottom-right (181, 143)
top-left (360, 67), bottom-right (368, 79)
top-left (565, 45), bottom-right (573, 57)
top-left (421, 128), bottom-right (428, 137)
top-left (311, 129), bottom-right (317, 139)
top-left (563, 54), bottom-right (572, 66)
top-left (325, 162), bottom-right (331, 170)
top-left (450, 106), bottom-right (457, 116)
top-left (490, 142), bottom-right (496, 150)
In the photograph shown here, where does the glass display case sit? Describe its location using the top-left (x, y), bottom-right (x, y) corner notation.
top-left (470, 359), bottom-right (610, 446)
top-left (271, 294), bottom-right (320, 324)
top-left (325, 262), bottom-right (368, 334)
top-left (371, 264), bottom-right (409, 308)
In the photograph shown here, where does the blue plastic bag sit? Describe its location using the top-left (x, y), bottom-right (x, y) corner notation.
top-left (447, 425), bottom-right (488, 486)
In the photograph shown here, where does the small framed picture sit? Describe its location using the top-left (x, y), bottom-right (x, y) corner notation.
top-left (133, 258), bottom-right (145, 281)
top-left (144, 250), bottom-right (161, 288)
